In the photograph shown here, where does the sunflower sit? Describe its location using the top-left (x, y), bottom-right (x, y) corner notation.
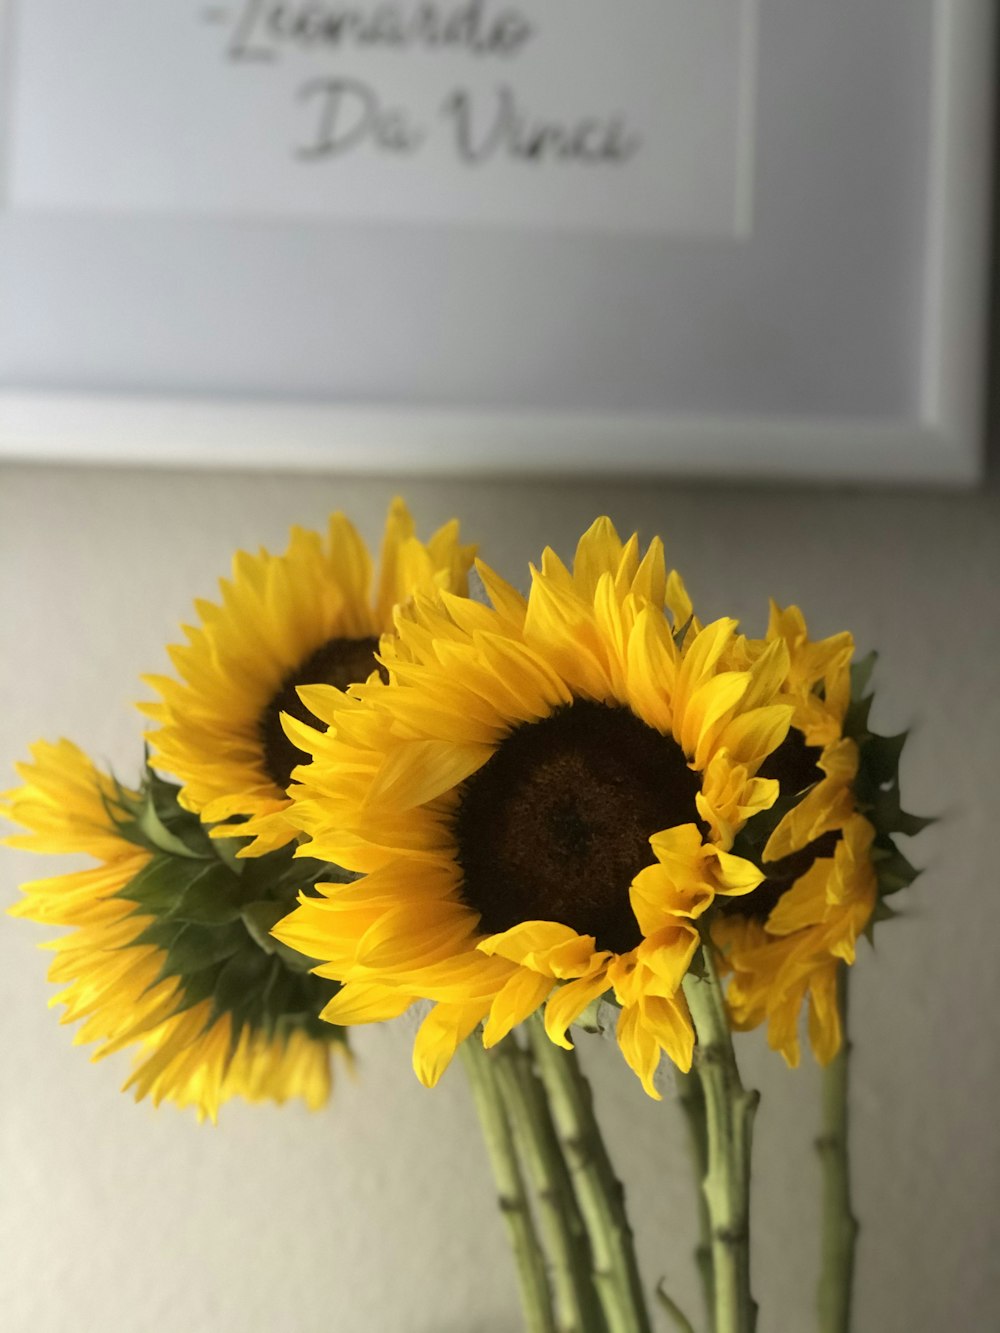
top-left (711, 604), bottom-right (923, 1065)
top-left (5, 740), bottom-right (347, 1120)
top-left (274, 519), bottom-right (795, 1097)
top-left (141, 498), bottom-right (476, 857)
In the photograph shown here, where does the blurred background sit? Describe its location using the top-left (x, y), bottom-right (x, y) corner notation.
top-left (1, 3), bottom-right (998, 1331)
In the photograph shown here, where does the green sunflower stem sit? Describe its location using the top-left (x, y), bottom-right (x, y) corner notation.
top-left (526, 1013), bottom-right (653, 1333)
top-left (460, 1041), bottom-right (557, 1333)
top-left (817, 968), bottom-right (858, 1333)
top-left (682, 946), bottom-right (759, 1333)
top-left (675, 1069), bottom-right (716, 1329)
top-left (493, 1037), bottom-right (606, 1333)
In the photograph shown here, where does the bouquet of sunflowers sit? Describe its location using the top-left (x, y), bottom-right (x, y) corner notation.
top-left (5, 500), bottom-right (925, 1333)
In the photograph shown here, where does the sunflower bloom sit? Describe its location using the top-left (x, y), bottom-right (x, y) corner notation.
top-left (141, 499), bottom-right (476, 856)
top-left (5, 740), bottom-right (345, 1120)
top-left (712, 604), bottom-right (922, 1065)
top-left (275, 519), bottom-right (794, 1097)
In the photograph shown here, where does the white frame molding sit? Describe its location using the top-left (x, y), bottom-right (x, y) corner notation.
top-left (0, 0), bottom-right (994, 486)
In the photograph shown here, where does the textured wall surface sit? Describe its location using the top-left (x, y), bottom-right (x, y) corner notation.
top-left (1, 463), bottom-right (998, 1333)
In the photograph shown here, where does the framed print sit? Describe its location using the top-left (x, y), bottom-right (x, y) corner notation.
top-left (0, 0), bottom-right (994, 483)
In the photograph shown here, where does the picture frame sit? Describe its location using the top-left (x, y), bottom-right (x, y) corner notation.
top-left (0, 0), bottom-right (994, 484)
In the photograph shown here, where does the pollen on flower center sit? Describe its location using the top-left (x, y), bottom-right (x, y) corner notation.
top-left (453, 701), bottom-right (701, 955)
top-left (260, 636), bottom-right (383, 789)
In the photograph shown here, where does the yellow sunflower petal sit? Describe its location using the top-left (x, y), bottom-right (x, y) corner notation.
top-left (413, 1000), bottom-right (491, 1087)
top-left (807, 966), bottom-right (842, 1066)
top-left (641, 993), bottom-right (695, 1074)
top-left (616, 1004), bottom-right (663, 1099)
top-left (633, 927), bottom-right (701, 996)
top-left (279, 520), bottom-right (793, 1096)
top-left (483, 969), bottom-right (555, 1047)
top-left (573, 516), bottom-right (625, 599)
top-left (319, 981), bottom-right (414, 1025)
top-left (478, 921), bottom-right (599, 978)
top-left (143, 499), bottom-right (475, 855)
top-left (366, 739), bottom-right (492, 811)
top-left (474, 559), bottom-right (528, 627)
top-left (763, 739), bottom-right (859, 862)
top-left (6, 741), bottom-right (340, 1118)
top-left (709, 589), bottom-right (886, 1073)
top-left (543, 969), bottom-right (613, 1049)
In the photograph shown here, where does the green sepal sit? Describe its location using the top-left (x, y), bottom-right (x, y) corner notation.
top-left (862, 731), bottom-right (909, 788)
top-left (99, 777), bottom-right (152, 854)
top-left (864, 895), bottom-right (902, 944)
top-left (105, 754), bottom-right (355, 1046)
top-left (239, 847), bottom-right (353, 902)
top-left (148, 919), bottom-right (247, 978)
top-left (168, 964), bottom-right (220, 1012)
top-left (673, 615), bottom-right (694, 649)
top-left (573, 993), bottom-right (621, 1035)
top-left (132, 788), bottom-right (206, 859)
top-left (118, 855), bottom-right (209, 916)
top-left (866, 785), bottom-right (935, 838)
top-left (171, 863), bottom-right (246, 925)
top-left (870, 840), bottom-right (921, 896)
top-left (212, 948), bottom-right (274, 1027)
top-left (119, 854), bottom-right (244, 925)
top-left (843, 693), bottom-right (874, 744)
top-left (104, 762), bottom-right (215, 860)
top-left (240, 900), bottom-right (317, 974)
top-left (686, 931), bottom-right (713, 980)
top-left (574, 998), bottom-right (604, 1033)
top-left (845, 667), bottom-right (933, 859)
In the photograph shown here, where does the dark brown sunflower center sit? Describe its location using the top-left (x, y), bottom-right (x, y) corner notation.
top-left (260, 635), bottom-right (382, 790)
top-left (718, 830), bottom-right (842, 922)
top-left (453, 701), bottom-right (701, 955)
top-left (720, 728), bottom-right (835, 922)
top-left (757, 728), bottom-right (823, 795)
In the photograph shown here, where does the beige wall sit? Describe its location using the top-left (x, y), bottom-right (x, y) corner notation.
top-left (2, 463), bottom-right (997, 1332)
